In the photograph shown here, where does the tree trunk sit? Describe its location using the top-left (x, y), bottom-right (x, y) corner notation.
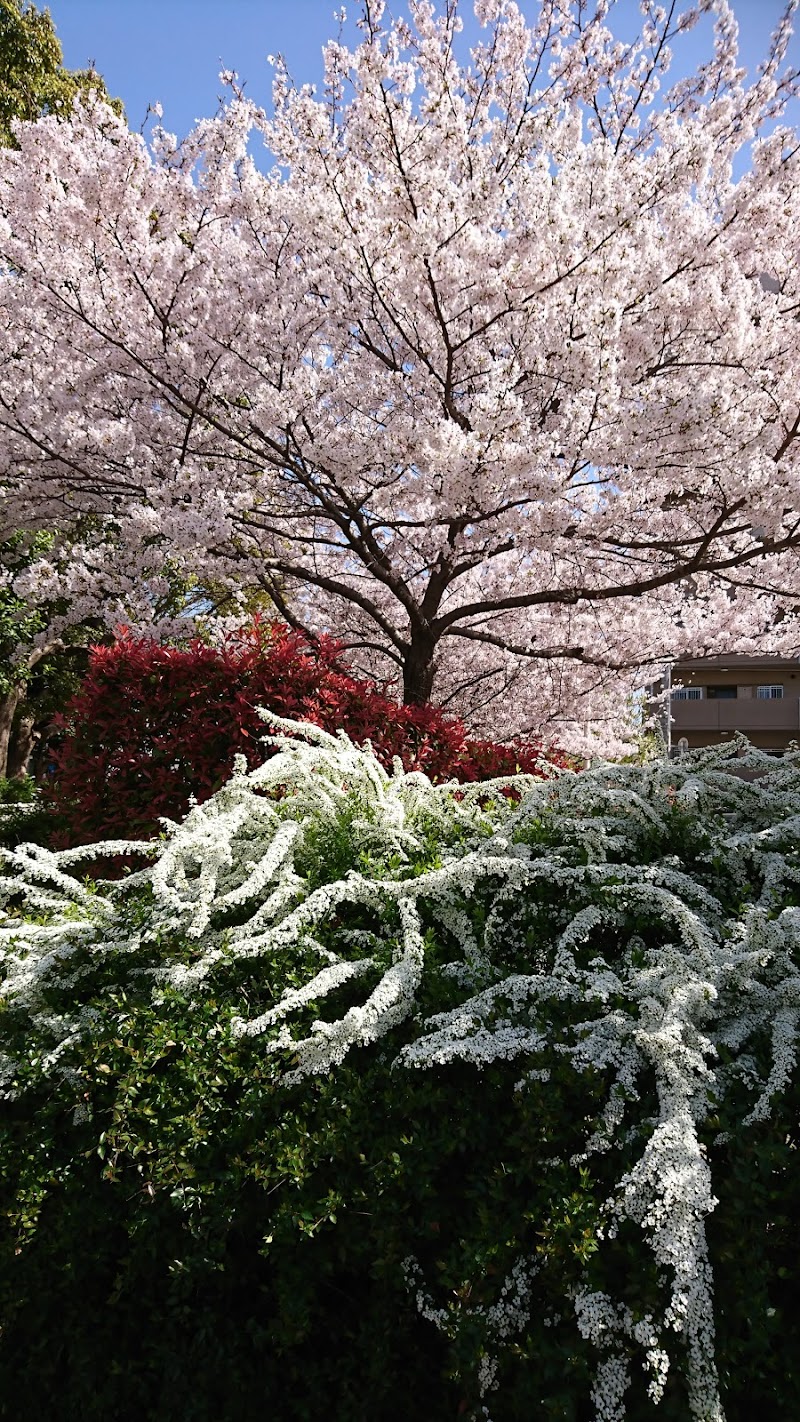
top-left (402, 631), bottom-right (436, 706)
top-left (0, 641), bottom-right (66, 782)
top-left (0, 685), bottom-right (24, 782)
top-left (8, 709), bottom-right (36, 780)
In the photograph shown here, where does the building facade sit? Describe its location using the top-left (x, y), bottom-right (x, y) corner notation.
top-left (664, 656), bottom-right (800, 756)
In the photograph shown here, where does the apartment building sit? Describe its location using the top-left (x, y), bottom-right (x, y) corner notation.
top-left (664, 655), bottom-right (800, 755)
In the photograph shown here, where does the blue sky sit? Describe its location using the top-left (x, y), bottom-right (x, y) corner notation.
top-left (51, 0), bottom-right (799, 146)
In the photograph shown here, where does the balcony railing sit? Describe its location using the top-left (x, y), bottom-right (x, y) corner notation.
top-left (670, 698), bottom-right (800, 732)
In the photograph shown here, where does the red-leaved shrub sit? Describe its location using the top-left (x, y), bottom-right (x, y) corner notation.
top-left (44, 621), bottom-right (571, 845)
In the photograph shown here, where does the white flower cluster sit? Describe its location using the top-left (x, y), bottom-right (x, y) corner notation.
top-left (402, 1252), bottom-right (539, 1416)
top-left (1, 725), bottom-right (799, 1420)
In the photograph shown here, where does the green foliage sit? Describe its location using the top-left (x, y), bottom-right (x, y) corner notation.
top-left (0, 731), bottom-right (798, 1420)
top-left (0, 773), bottom-right (34, 804)
top-left (0, 0), bottom-right (122, 146)
top-left (0, 532), bottom-right (97, 780)
top-left (0, 776), bottom-right (64, 849)
top-left (0, 532), bottom-right (54, 697)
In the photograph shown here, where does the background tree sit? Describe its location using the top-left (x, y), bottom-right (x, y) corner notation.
top-left (0, 531), bottom-right (92, 782)
top-left (2, 0), bottom-right (800, 749)
top-left (0, 0), bottom-right (122, 145)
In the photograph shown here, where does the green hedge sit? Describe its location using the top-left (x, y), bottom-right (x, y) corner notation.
top-left (0, 720), bottom-right (798, 1420)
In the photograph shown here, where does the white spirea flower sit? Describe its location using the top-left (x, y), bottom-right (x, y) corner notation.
top-left (3, 724), bottom-right (800, 1420)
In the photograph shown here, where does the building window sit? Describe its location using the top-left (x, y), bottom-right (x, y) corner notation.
top-left (672, 687), bottom-right (702, 700)
top-left (706, 685), bottom-right (737, 699)
top-left (756, 684), bottom-right (784, 699)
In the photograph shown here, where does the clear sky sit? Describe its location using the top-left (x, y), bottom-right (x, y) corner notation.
top-left (50, 0), bottom-right (799, 147)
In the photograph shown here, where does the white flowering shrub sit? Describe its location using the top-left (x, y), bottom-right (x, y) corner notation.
top-left (0, 716), bottom-right (798, 1421)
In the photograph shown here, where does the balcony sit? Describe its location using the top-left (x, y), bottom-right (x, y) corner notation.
top-left (671, 697), bottom-right (800, 733)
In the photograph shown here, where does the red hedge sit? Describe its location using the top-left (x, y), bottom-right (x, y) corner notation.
top-left (44, 620), bottom-right (572, 844)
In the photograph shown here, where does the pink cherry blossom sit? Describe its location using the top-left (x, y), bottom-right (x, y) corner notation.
top-left (2, 0), bottom-right (800, 750)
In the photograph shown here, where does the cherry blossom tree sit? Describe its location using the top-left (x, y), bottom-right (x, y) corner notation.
top-left (2, 0), bottom-right (800, 748)
top-left (0, 0), bottom-right (123, 780)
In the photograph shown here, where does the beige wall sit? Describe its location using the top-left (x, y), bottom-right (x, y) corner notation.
top-left (669, 658), bottom-right (800, 753)
top-left (673, 666), bottom-right (800, 693)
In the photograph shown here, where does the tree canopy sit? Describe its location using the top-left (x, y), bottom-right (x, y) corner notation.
top-left (1, 0), bottom-right (800, 748)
